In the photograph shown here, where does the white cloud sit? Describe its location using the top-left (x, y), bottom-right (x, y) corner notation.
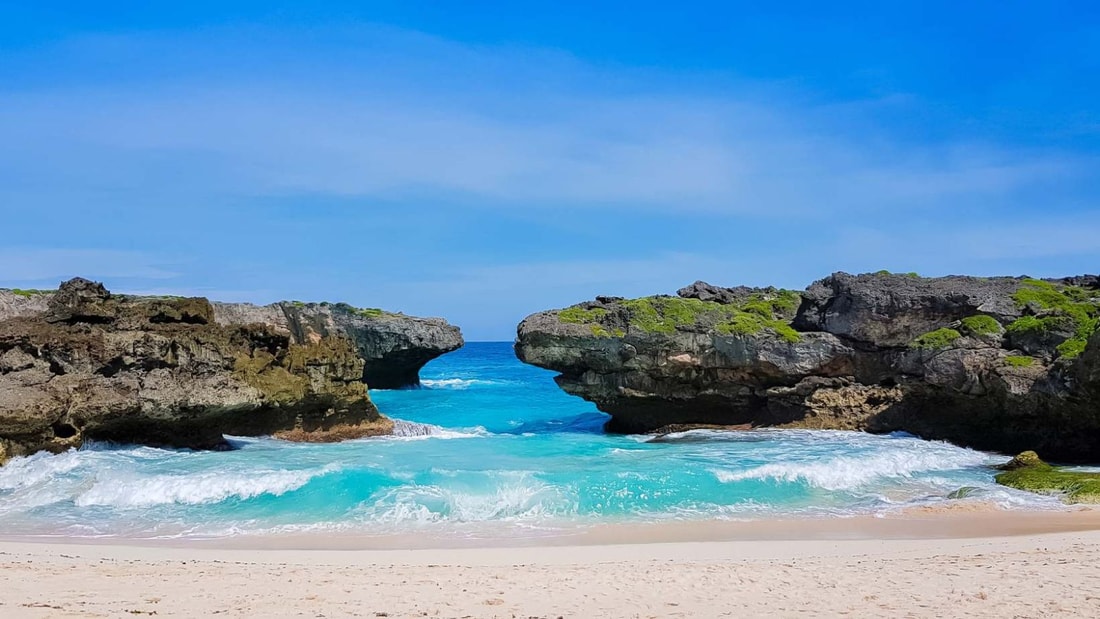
top-left (0, 249), bottom-right (178, 283)
top-left (0, 25), bottom-right (1092, 217)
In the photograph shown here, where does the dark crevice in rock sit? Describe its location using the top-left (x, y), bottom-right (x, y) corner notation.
top-left (51, 421), bottom-right (77, 439)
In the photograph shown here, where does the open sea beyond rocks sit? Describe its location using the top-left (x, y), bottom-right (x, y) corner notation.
top-left (0, 342), bottom-right (1064, 539)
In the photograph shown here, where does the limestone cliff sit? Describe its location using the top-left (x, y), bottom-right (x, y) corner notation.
top-left (0, 279), bottom-right (397, 464)
top-left (213, 301), bottom-right (463, 389)
top-left (515, 273), bottom-right (1100, 462)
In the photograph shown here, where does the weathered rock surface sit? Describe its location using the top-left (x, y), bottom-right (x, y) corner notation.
top-left (516, 272), bottom-right (1100, 461)
top-left (0, 279), bottom-right (410, 464)
top-left (212, 301), bottom-right (463, 389)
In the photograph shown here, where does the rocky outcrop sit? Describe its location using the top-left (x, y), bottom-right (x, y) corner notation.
top-left (213, 302), bottom-right (463, 389)
top-left (0, 279), bottom-right (399, 464)
top-left (516, 272), bottom-right (1100, 462)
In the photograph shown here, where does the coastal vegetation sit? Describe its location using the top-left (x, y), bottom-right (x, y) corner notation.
top-left (520, 271), bottom-right (1100, 461)
top-left (872, 270), bottom-right (920, 277)
top-left (959, 314), bottom-right (1002, 336)
top-left (3, 288), bottom-right (53, 297)
top-left (556, 290), bottom-right (802, 342)
top-left (995, 451), bottom-right (1100, 504)
top-left (1008, 278), bottom-right (1100, 360)
top-left (909, 327), bottom-right (961, 349)
top-left (558, 306), bottom-right (609, 324)
top-left (331, 302), bottom-right (389, 319)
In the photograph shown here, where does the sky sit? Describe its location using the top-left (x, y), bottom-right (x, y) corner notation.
top-left (1, 2), bottom-right (1098, 340)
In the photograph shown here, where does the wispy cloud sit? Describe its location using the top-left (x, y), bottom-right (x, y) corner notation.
top-left (2, 23), bottom-right (1096, 340)
top-left (0, 248), bottom-right (179, 284)
top-left (1, 25), bottom-right (1092, 217)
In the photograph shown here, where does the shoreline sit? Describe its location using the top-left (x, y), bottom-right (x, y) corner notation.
top-left (4, 504), bottom-right (1098, 552)
top-left (3, 512), bottom-right (1100, 617)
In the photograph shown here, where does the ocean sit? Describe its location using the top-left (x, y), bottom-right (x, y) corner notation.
top-left (0, 342), bottom-right (1061, 539)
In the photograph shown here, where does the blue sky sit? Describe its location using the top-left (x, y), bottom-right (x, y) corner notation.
top-left (1, 2), bottom-right (1098, 340)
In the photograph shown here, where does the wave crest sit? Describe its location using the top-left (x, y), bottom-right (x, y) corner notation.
top-left (388, 419), bottom-right (488, 440)
top-left (714, 448), bottom-right (991, 491)
top-left (420, 378), bottom-right (502, 390)
top-left (74, 466), bottom-right (338, 507)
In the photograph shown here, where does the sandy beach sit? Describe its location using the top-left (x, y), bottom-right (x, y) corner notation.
top-left (3, 510), bottom-right (1100, 618)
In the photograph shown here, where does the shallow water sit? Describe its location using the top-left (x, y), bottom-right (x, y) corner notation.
top-left (0, 342), bottom-right (1062, 538)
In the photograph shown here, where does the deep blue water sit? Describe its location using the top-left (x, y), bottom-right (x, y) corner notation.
top-left (0, 342), bottom-right (1060, 538)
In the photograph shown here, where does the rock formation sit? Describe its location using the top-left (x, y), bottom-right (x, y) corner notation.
top-left (516, 272), bottom-right (1100, 462)
top-left (0, 278), bottom-right (461, 464)
top-left (212, 301), bottom-right (463, 389)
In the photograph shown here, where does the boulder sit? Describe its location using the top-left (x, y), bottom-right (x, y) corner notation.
top-left (516, 272), bottom-right (1100, 461)
top-left (213, 301), bottom-right (463, 388)
top-left (0, 278), bottom-right (410, 464)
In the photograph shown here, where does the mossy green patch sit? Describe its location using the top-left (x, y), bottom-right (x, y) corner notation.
top-left (620, 293), bottom-right (802, 341)
top-left (995, 453), bottom-right (1100, 504)
top-left (5, 288), bottom-right (52, 297)
top-left (740, 289), bottom-right (802, 318)
top-left (1004, 355), bottom-right (1035, 367)
top-left (1009, 279), bottom-right (1099, 360)
top-left (714, 313), bottom-right (801, 342)
top-left (620, 297), bottom-right (702, 334)
top-left (588, 324), bottom-right (626, 338)
top-left (558, 306), bottom-right (609, 324)
top-left (959, 314), bottom-right (1001, 336)
top-left (331, 302), bottom-right (389, 319)
top-left (1056, 338), bottom-right (1088, 359)
top-left (909, 327), bottom-right (961, 350)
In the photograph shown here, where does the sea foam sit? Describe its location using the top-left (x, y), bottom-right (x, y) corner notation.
top-left (74, 466), bottom-right (338, 507)
top-left (420, 377), bottom-right (505, 390)
top-left (714, 446), bottom-right (993, 491)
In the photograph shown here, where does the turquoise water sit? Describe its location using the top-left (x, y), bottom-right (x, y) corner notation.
top-left (0, 342), bottom-right (1060, 538)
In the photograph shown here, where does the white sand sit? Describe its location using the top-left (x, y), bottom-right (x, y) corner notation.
top-left (3, 511), bottom-right (1100, 618)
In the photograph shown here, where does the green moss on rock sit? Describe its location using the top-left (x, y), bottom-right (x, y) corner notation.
top-left (995, 451), bottom-right (1100, 504)
top-left (1010, 279), bottom-right (1099, 360)
top-left (909, 327), bottom-right (961, 350)
top-left (330, 302), bottom-right (390, 319)
top-left (960, 314), bottom-right (1001, 336)
top-left (620, 293), bottom-right (802, 341)
top-left (559, 306), bottom-right (609, 324)
top-left (5, 288), bottom-right (52, 297)
top-left (1004, 355), bottom-right (1035, 367)
top-left (620, 297), bottom-right (710, 334)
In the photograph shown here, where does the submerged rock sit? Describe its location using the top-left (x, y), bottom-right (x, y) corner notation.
top-left (515, 272), bottom-right (1100, 461)
top-left (995, 451), bottom-right (1100, 503)
top-left (0, 278), bottom-right (461, 463)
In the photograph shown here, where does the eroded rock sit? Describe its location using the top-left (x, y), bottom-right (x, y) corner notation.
top-left (516, 272), bottom-right (1100, 461)
top-left (213, 301), bottom-right (463, 388)
top-left (0, 279), bottom-right (397, 464)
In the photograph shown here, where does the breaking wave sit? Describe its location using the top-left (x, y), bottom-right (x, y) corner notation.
top-left (352, 473), bottom-right (574, 525)
top-left (74, 466), bottom-right (340, 507)
top-left (714, 445), bottom-right (993, 491)
top-left (420, 378), bottom-right (504, 390)
top-left (388, 418), bottom-right (488, 439)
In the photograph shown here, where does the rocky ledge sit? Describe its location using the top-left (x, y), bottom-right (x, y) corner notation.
top-left (212, 300), bottom-right (463, 389)
top-left (0, 278), bottom-right (461, 464)
top-left (516, 273), bottom-right (1100, 462)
